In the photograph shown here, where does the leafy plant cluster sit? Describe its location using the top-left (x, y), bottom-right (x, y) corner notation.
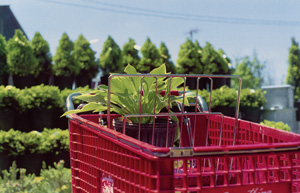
top-left (0, 30), bottom-right (232, 84)
top-left (197, 86), bottom-right (266, 109)
top-left (21, 85), bottom-right (62, 110)
top-left (0, 160), bottom-right (71, 193)
top-left (0, 85), bottom-right (22, 111)
top-left (260, 120), bottom-right (291, 132)
top-left (286, 37), bottom-right (300, 101)
top-left (0, 128), bottom-right (69, 156)
top-left (0, 85), bottom-right (92, 112)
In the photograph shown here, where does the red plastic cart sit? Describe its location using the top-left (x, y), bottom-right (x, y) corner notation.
top-left (66, 74), bottom-right (300, 193)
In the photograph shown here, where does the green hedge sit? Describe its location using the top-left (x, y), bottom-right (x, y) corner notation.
top-left (196, 86), bottom-right (266, 109)
top-left (0, 85), bottom-right (92, 113)
top-left (0, 128), bottom-right (69, 156)
top-left (260, 120), bottom-right (291, 132)
top-left (0, 85), bottom-right (266, 115)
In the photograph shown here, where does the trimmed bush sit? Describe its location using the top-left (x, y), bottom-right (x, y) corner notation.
top-left (260, 120), bottom-right (291, 132)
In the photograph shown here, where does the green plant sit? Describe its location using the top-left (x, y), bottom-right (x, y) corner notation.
top-left (0, 129), bottom-right (25, 156)
top-left (260, 120), bottom-right (291, 132)
top-left (0, 85), bottom-right (22, 111)
top-left (99, 35), bottom-right (122, 76)
top-left (73, 34), bottom-right (98, 79)
top-left (240, 89), bottom-right (266, 108)
top-left (196, 86), bottom-right (266, 109)
top-left (137, 37), bottom-right (162, 73)
top-left (21, 85), bottom-right (63, 110)
top-left (159, 42), bottom-right (176, 73)
top-left (121, 38), bottom-right (140, 69)
top-left (232, 53), bottom-right (265, 89)
top-left (63, 64), bottom-right (191, 124)
top-left (0, 129), bottom-right (70, 156)
top-left (201, 42), bottom-right (229, 74)
top-left (0, 162), bottom-right (36, 193)
top-left (286, 37), bottom-right (300, 100)
top-left (31, 32), bottom-right (52, 78)
top-left (40, 128), bottom-right (69, 154)
top-left (52, 33), bottom-right (78, 77)
top-left (197, 86), bottom-right (236, 109)
top-left (6, 29), bottom-right (38, 77)
top-left (0, 161), bottom-right (72, 193)
top-left (176, 38), bottom-right (202, 74)
top-left (31, 161), bottom-right (72, 193)
top-left (20, 130), bottom-right (43, 154)
top-left (0, 34), bottom-right (8, 79)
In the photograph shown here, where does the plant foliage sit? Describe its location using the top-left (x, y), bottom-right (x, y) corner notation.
top-left (286, 37), bottom-right (300, 100)
top-left (232, 53), bottom-right (265, 89)
top-left (0, 160), bottom-right (71, 193)
top-left (137, 37), bottom-right (162, 73)
top-left (63, 64), bottom-right (192, 123)
top-left (176, 38), bottom-right (202, 74)
top-left (159, 42), bottom-right (175, 73)
top-left (0, 85), bottom-right (22, 111)
top-left (121, 38), bottom-right (140, 69)
top-left (99, 36), bottom-right (122, 75)
top-left (73, 34), bottom-right (98, 79)
top-left (0, 34), bottom-right (8, 77)
top-left (21, 85), bottom-right (62, 110)
top-left (0, 128), bottom-right (69, 156)
top-left (52, 33), bottom-right (78, 77)
top-left (6, 30), bottom-right (38, 77)
top-left (260, 120), bottom-right (291, 132)
top-left (197, 86), bottom-right (266, 109)
top-left (31, 32), bottom-right (52, 77)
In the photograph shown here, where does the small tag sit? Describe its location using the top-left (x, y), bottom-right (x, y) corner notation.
top-left (101, 173), bottom-right (114, 193)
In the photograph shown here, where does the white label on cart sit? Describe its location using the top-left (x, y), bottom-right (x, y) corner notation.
top-left (101, 173), bottom-right (113, 193)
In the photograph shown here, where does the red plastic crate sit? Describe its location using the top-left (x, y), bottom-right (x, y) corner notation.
top-left (68, 113), bottom-right (300, 193)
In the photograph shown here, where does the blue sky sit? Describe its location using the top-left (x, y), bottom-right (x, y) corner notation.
top-left (2, 0), bottom-right (300, 84)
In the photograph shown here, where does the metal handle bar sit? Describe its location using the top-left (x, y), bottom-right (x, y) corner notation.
top-left (66, 92), bottom-right (82, 119)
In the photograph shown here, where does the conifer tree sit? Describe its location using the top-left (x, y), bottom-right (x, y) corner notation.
top-left (73, 34), bottom-right (98, 87)
top-left (52, 33), bottom-right (77, 77)
top-left (31, 32), bottom-right (52, 84)
top-left (232, 53), bottom-right (265, 89)
top-left (121, 38), bottom-right (140, 69)
top-left (158, 42), bottom-right (175, 73)
top-left (0, 34), bottom-right (8, 85)
top-left (286, 37), bottom-right (300, 100)
top-left (176, 38), bottom-right (202, 74)
top-left (99, 36), bottom-right (122, 76)
top-left (52, 33), bottom-right (78, 89)
top-left (137, 37), bottom-right (162, 73)
top-left (201, 42), bottom-right (229, 74)
top-left (6, 30), bottom-right (38, 77)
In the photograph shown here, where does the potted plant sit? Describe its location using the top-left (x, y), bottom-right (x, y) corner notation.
top-left (0, 129), bottom-right (25, 173)
top-left (197, 86), bottom-right (237, 117)
top-left (73, 34), bottom-right (99, 88)
top-left (260, 120), bottom-right (291, 132)
top-left (15, 130), bottom-right (47, 175)
top-left (21, 85), bottom-right (63, 132)
top-left (0, 86), bottom-right (22, 131)
top-left (52, 33), bottom-right (79, 89)
top-left (63, 64), bottom-right (191, 147)
top-left (42, 128), bottom-right (70, 168)
top-left (240, 89), bottom-right (266, 123)
top-left (0, 34), bottom-right (9, 86)
top-left (6, 30), bottom-right (38, 89)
